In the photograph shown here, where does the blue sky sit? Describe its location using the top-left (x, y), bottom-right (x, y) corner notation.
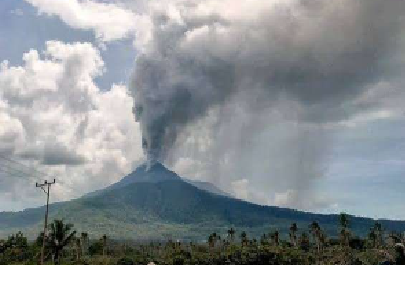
top-left (321, 118), bottom-right (405, 219)
top-left (0, 0), bottom-right (135, 90)
top-left (0, 0), bottom-right (404, 220)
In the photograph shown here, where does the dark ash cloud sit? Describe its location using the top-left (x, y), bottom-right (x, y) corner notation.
top-left (130, 0), bottom-right (405, 161)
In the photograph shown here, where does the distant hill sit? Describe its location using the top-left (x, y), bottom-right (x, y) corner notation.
top-left (1, 162), bottom-right (405, 241)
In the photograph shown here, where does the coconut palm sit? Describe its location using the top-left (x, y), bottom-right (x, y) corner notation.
top-left (241, 231), bottom-right (248, 247)
top-left (47, 220), bottom-right (76, 264)
top-left (208, 233), bottom-right (218, 249)
top-left (274, 230), bottom-right (280, 246)
top-left (309, 221), bottom-right (322, 252)
top-left (339, 213), bottom-right (349, 229)
top-left (373, 222), bottom-right (383, 248)
top-left (289, 223), bottom-right (298, 247)
top-left (309, 221), bottom-right (320, 240)
top-left (368, 227), bottom-right (377, 248)
top-left (227, 228), bottom-right (236, 243)
top-left (299, 232), bottom-right (310, 251)
top-left (260, 234), bottom-right (268, 246)
top-left (270, 230), bottom-right (280, 246)
top-left (75, 238), bottom-right (82, 262)
top-left (339, 213), bottom-right (351, 246)
top-left (81, 232), bottom-right (89, 256)
top-left (102, 234), bottom-right (108, 256)
top-left (319, 230), bottom-right (327, 252)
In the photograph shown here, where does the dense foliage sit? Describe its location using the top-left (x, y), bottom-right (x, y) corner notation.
top-left (1, 217), bottom-right (404, 265)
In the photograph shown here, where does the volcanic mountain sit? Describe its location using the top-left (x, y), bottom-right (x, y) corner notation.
top-left (1, 162), bottom-right (405, 240)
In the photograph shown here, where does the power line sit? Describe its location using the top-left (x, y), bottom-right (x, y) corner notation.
top-left (0, 154), bottom-right (82, 194)
top-left (0, 154), bottom-right (49, 178)
top-left (0, 164), bottom-right (36, 183)
top-left (0, 160), bottom-right (44, 181)
top-left (0, 165), bottom-right (75, 205)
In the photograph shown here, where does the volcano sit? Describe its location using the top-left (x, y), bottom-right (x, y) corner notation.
top-left (1, 163), bottom-right (405, 240)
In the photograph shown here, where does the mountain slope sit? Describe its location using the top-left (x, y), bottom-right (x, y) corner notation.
top-left (1, 163), bottom-right (405, 240)
top-left (185, 179), bottom-right (231, 197)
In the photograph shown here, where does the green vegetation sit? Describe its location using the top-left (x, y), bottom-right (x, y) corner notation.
top-left (2, 167), bottom-right (405, 263)
top-left (2, 181), bottom-right (405, 241)
top-left (1, 217), bottom-right (404, 265)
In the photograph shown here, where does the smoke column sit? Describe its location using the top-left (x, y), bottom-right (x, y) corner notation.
top-left (130, 0), bottom-right (405, 162)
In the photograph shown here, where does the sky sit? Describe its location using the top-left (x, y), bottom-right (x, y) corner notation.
top-left (0, 0), bottom-right (405, 220)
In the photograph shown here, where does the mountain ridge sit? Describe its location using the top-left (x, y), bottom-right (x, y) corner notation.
top-left (1, 162), bottom-right (405, 240)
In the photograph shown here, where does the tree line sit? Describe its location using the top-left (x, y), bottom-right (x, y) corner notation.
top-left (1, 213), bottom-right (404, 264)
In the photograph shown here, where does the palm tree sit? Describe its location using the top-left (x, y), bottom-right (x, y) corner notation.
top-left (289, 223), bottom-right (298, 247)
top-left (339, 213), bottom-right (349, 229)
top-left (208, 233), bottom-right (217, 249)
top-left (81, 232), bottom-right (89, 256)
top-left (339, 213), bottom-right (350, 246)
top-left (368, 227), bottom-right (377, 248)
top-left (394, 244), bottom-right (405, 264)
top-left (102, 234), bottom-right (108, 256)
top-left (309, 221), bottom-right (319, 240)
top-left (299, 232), bottom-right (310, 251)
top-left (309, 221), bottom-right (322, 252)
top-left (75, 238), bottom-right (82, 262)
top-left (216, 234), bottom-right (221, 247)
top-left (260, 234), bottom-right (268, 246)
top-left (270, 230), bottom-right (280, 246)
top-left (47, 220), bottom-right (76, 264)
top-left (373, 222), bottom-right (383, 248)
top-left (227, 228), bottom-right (236, 243)
top-left (274, 230), bottom-right (280, 246)
top-left (241, 231), bottom-right (248, 247)
top-left (319, 230), bottom-right (327, 252)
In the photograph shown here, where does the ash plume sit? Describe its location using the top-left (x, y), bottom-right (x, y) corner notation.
top-left (130, 0), bottom-right (405, 162)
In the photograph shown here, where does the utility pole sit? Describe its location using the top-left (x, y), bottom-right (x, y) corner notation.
top-left (36, 179), bottom-right (56, 265)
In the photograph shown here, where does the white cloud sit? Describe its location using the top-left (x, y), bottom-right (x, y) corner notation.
top-left (0, 111), bottom-right (25, 154)
top-left (231, 179), bottom-right (271, 205)
top-left (25, 0), bottom-right (152, 46)
top-left (274, 189), bottom-right (338, 213)
top-left (339, 110), bottom-right (396, 128)
top-left (0, 41), bottom-right (144, 210)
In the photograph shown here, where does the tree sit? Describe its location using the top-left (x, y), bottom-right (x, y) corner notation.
top-left (394, 244), bottom-right (405, 265)
top-left (289, 223), bottom-right (298, 247)
top-left (309, 221), bottom-right (322, 252)
top-left (270, 230), bottom-right (280, 246)
top-left (75, 238), bottom-right (82, 262)
top-left (260, 234), bottom-right (268, 246)
top-left (339, 213), bottom-right (351, 246)
top-left (274, 230), bottom-right (280, 246)
top-left (299, 232), bottom-right (310, 251)
top-left (81, 232), bottom-right (89, 256)
top-left (102, 234), bottom-right (108, 256)
top-left (368, 227), bottom-right (377, 248)
top-left (388, 232), bottom-right (401, 246)
top-left (241, 231), bottom-right (248, 247)
top-left (0, 232), bottom-right (30, 263)
top-left (47, 220), bottom-right (76, 264)
top-left (371, 222), bottom-right (383, 248)
top-left (339, 213), bottom-right (349, 229)
top-left (208, 234), bottom-right (215, 249)
top-left (227, 228), bottom-right (236, 243)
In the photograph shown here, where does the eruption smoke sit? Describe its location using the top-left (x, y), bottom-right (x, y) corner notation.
top-left (130, 0), bottom-right (405, 162)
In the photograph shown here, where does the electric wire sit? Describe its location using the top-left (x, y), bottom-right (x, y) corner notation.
top-left (0, 155), bottom-right (82, 195)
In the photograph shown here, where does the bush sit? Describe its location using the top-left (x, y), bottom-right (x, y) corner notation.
top-left (117, 257), bottom-right (134, 265)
